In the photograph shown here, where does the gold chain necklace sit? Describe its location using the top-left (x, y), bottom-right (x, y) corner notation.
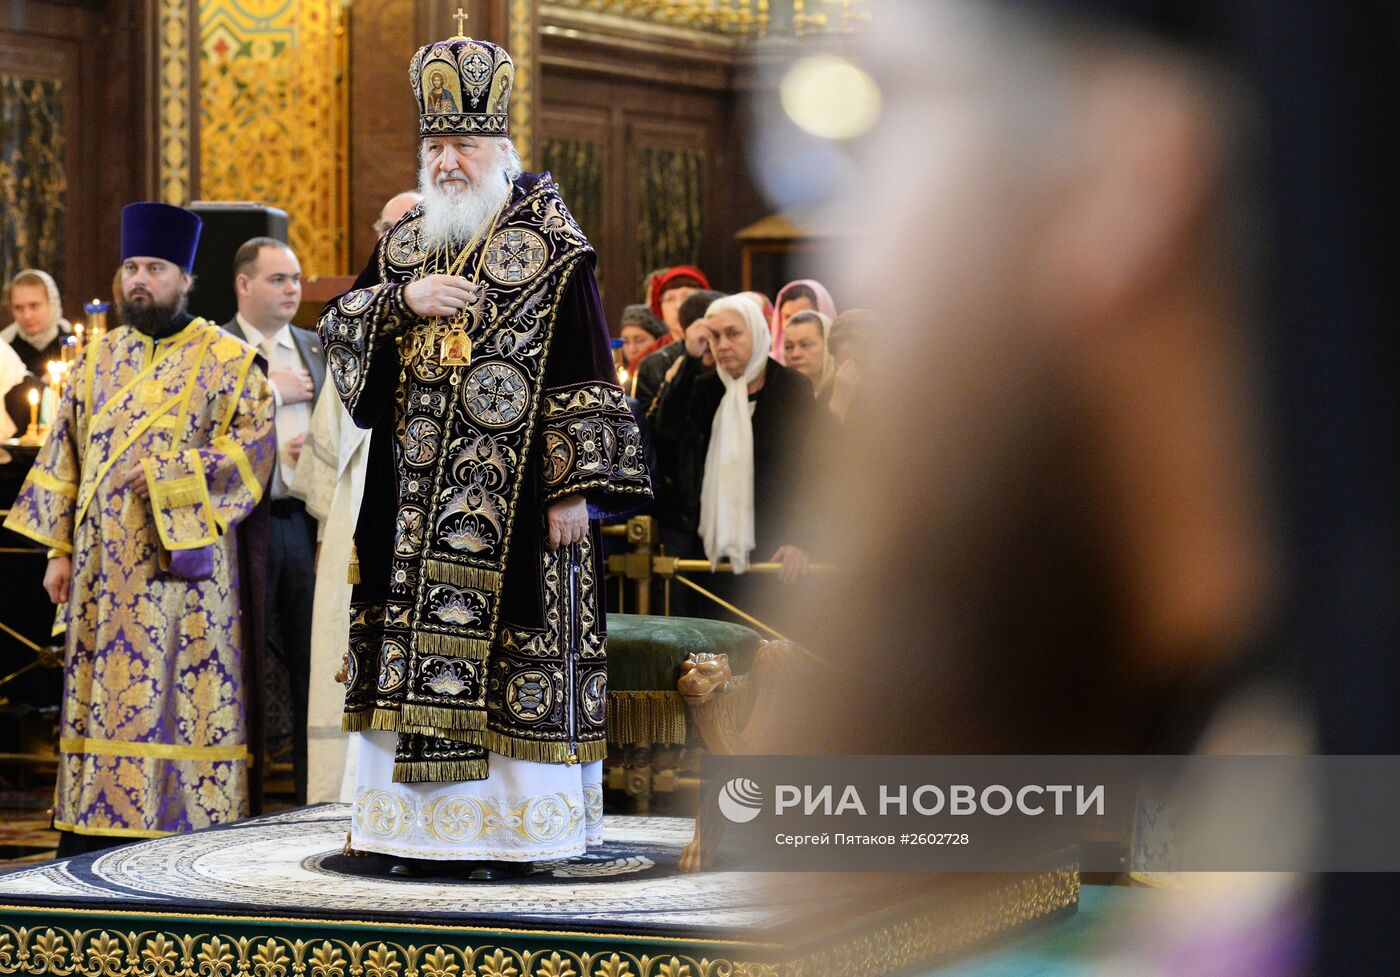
top-left (429, 194), bottom-right (509, 367)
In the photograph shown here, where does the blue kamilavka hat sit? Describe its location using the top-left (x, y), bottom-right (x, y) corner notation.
top-left (120, 202), bottom-right (202, 272)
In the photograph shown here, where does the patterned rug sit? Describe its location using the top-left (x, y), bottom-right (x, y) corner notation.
top-left (0, 804), bottom-right (774, 936)
top-left (0, 806), bottom-right (1080, 976)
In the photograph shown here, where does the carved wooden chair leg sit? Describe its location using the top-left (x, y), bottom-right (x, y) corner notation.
top-left (676, 642), bottom-right (796, 873)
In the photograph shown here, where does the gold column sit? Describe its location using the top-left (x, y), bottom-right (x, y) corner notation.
top-left (158, 0), bottom-right (194, 204)
top-left (507, 0), bottom-right (538, 170)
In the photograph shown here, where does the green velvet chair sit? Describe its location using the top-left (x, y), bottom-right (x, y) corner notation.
top-left (604, 613), bottom-right (762, 748)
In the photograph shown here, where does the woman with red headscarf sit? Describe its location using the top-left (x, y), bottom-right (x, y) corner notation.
top-left (649, 265), bottom-right (711, 338)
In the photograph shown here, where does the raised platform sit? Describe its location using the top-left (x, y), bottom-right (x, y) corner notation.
top-left (0, 805), bottom-right (1078, 976)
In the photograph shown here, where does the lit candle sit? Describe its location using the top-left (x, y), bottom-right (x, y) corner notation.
top-left (26, 388), bottom-right (38, 431)
top-left (42, 360), bottom-right (65, 426)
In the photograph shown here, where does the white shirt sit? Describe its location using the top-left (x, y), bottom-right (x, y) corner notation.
top-left (237, 314), bottom-right (311, 499)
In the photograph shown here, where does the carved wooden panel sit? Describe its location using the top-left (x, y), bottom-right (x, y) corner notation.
top-left (538, 17), bottom-right (766, 331)
top-left (0, 44), bottom-right (70, 293)
top-left (347, 0), bottom-right (420, 271)
top-left (0, 0), bottom-right (157, 308)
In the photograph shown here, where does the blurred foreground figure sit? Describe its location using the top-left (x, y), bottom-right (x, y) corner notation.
top-left (764, 2), bottom-right (1313, 973)
top-left (780, 1), bottom-right (1277, 755)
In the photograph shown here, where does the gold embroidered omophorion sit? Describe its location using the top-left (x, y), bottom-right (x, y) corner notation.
top-left (4, 319), bottom-right (275, 838)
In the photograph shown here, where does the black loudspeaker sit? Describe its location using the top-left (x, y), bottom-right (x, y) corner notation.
top-left (186, 203), bottom-right (289, 327)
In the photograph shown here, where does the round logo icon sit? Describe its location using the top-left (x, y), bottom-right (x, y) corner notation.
top-left (717, 778), bottom-right (764, 824)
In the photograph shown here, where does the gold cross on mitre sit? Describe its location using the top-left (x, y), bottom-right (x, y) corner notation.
top-left (452, 7), bottom-right (470, 39)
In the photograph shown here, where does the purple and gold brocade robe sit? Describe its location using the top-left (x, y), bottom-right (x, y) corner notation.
top-left (3, 319), bottom-right (275, 839)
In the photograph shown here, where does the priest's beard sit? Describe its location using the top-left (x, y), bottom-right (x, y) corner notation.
top-left (119, 290), bottom-right (189, 337)
top-left (418, 154), bottom-right (513, 251)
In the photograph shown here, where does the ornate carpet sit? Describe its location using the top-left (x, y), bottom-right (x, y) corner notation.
top-left (0, 805), bottom-right (1079, 977)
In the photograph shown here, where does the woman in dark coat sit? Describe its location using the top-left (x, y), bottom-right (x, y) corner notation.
top-left (652, 296), bottom-right (815, 626)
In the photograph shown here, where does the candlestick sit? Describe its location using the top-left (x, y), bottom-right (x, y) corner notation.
top-left (83, 298), bottom-right (109, 352)
top-left (20, 388), bottom-right (43, 445)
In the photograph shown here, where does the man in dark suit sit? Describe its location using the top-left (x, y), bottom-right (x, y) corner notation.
top-left (226, 237), bottom-right (325, 804)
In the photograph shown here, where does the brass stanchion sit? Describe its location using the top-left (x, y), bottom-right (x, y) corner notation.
top-left (671, 572), bottom-right (787, 640)
top-left (606, 516), bottom-right (837, 635)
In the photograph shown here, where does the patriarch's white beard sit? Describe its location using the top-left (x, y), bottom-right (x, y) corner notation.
top-left (418, 157), bottom-right (512, 251)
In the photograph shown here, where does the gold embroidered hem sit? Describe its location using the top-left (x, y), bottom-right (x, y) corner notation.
top-left (351, 734), bottom-right (605, 861)
top-left (58, 737), bottom-right (250, 762)
top-left (4, 519), bottom-right (73, 553)
top-left (475, 728), bottom-right (607, 766)
top-left (343, 707), bottom-right (607, 769)
top-left (51, 819), bottom-right (173, 840)
top-left (542, 476), bottom-right (654, 507)
top-left (26, 467), bottom-right (78, 499)
top-left (342, 704), bottom-right (489, 735)
top-left (401, 702), bottom-right (489, 731)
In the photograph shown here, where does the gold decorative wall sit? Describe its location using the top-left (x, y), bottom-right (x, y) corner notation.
top-left (541, 0), bottom-right (874, 37)
top-left (509, 0), bottom-right (537, 170)
top-left (198, 0), bottom-right (349, 276)
top-left (159, 0), bottom-right (193, 205)
top-left (0, 76), bottom-right (65, 288)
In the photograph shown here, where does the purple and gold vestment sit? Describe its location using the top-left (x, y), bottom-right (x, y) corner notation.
top-left (4, 318), bottom-right (274, 839)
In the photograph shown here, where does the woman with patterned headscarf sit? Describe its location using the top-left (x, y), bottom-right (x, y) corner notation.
top-left (617, 303), bottom-right (668, 388)
top-left (769, 279), bottom-right (836, 364)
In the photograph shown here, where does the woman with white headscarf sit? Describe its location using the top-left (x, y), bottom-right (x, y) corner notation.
top-left (2, 269), bottom-right (72, 438)
top-left (652, 294), bottom-right (816, 586)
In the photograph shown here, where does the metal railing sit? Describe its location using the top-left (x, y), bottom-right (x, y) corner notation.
top-left (602, 514), bottom-right (833, 639)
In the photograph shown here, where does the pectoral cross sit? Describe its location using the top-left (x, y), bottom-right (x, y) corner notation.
top-left (452, 7), bottom-right (470, 38)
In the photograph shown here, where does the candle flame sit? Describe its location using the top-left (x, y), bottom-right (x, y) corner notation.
top-left (27, 388), bottom-right (38, 405)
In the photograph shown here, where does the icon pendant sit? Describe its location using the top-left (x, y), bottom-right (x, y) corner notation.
top-left (438, 325), bottom-right (472, 367)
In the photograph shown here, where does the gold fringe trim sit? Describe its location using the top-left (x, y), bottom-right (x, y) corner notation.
top-left (476, 727), bottom-right (608, 765)
top-left (400, 702), bottom-right (489, 732)
top-left (341, 707), bottom-right (402, 733)
top-left (423, 558), bottom-right (501, 591)
top-left (606, 690), bottom-right (687, 746)
top-left (345, 711), bottom-right (608, 767)
top-left (393, 758), bottom-right (489, 783)
top-left (348, 543), bottom-right (361, 585)
top-left (415, 630), bottom-right (493, 659)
